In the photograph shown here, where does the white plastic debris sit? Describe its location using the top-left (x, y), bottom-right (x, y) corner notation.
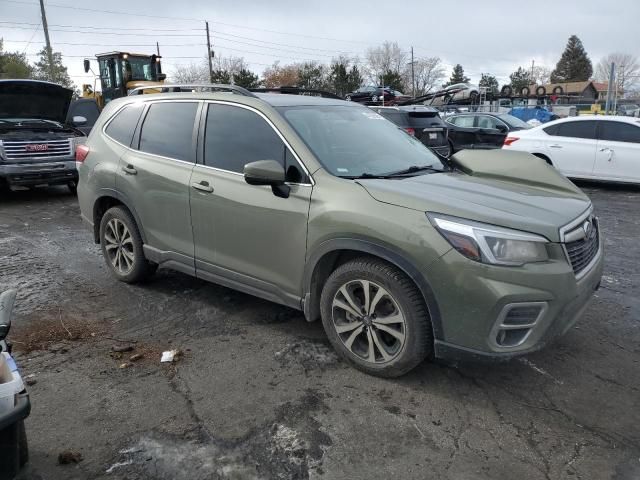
top-left (160, 350), bottom-right (179, 363)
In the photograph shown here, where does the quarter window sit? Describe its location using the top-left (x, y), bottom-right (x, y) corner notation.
top-left (104, 103), bottom-right (144, 146)
top-left (138, 102), bottom-right (198, 162)
top-left (599, 121), bottom-right (640, 143)
top-left (544, 121), bottom-right (597, 139)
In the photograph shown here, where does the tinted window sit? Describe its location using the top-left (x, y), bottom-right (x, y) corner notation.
top-left (105, 103), bottom-right (144, 146)
top-left (545, 121), bottom-right (597, 139)
top-left (139, 102), bottom-right (198, 161)
top-left (204, 104), bottom-right (285, 173)
top-left (476, 116), bottom-right (500, 129)
top-left (448, 116), bottom-right (475, 128)
top-left (375, 110), bottom-right (406, 126)
top-left (599, 121), bottom-right (640, 143)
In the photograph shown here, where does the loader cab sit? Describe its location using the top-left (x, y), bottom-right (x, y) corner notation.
top-left (93, 52), bottom-right (165, 104)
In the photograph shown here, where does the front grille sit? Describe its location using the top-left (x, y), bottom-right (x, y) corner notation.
top-left (565, 218), bottom-right (599, 275)
top-left (1, 139), bottom-right (72, 161)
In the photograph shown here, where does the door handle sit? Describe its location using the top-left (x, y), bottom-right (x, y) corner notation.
top-left (191, 181), bottom-right (213, 193)
top-left (549, 144), bottom-right (563, 149)
top-left (598, 147), bottom-right (611, 152)
top-left (122, 164), bottom-right (137, 175)
top-left (599, 147), bottom-right (614, 161)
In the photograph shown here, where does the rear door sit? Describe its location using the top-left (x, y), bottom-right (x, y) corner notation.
top-left (541, 120), bottom-right (598, 178)
top-left (190, 102), bottom-right (312, 304)
top-left (115, 100), bottom-right (200, 263)
top-left (474, 115), bottom-right (508, 148)
top-left (446, 115), bottom-right (478, 151)
top-left (594, 120), bottom-right (640, 183)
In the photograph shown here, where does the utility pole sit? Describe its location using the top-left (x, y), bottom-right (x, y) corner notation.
top-left (411, 46), bottom-right (415, 98)
top-left (156, 41), bottom-right (160, 56)
top-left (605, 62), bottom-right (615, 114)
top-left (205, 21), bottom-right (214, 83)
top-left (38, 0), bottom-right (55, 80)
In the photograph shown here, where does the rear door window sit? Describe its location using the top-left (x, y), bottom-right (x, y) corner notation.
top-left (104, 103), bottom-right (144, 146)
top-left (545, 121), bottom-right (597, 139)
top-left (138, 102), bottom-right (199, 162)
top-left (599, 121), bottom-right (640, 143)
top-left (448, 116), bottom-right (475, 128)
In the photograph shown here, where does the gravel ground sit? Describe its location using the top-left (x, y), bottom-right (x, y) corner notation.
top-left (0, 182), bottom-right (638, 480)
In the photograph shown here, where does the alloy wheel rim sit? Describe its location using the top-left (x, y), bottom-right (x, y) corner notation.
top-left (104, 219), bottom-right (135, 275)
top-left (331, 279), bottom-right (406, 364)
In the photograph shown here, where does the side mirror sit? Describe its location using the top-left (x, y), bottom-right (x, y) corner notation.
top-left (0, 289), bottom-right (17, 341)
top-left (72, 116), bottom-right (87, 126)
top-left (496, 124), bottom-right (508, 133)
top-left (158, 73), bottom-right (167, 81)
top-left (83, 59), bottom-right (90, 73)
top-left (244, 160), bottom-right (285, 186)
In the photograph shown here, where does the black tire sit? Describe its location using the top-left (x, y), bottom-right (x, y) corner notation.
top-left (536, 86), bottom-right (546, 97)
top-left (345, 94), bottom-right (352, 101)
top-left (448, 139), bottom-right (457, 155)
top-left (520, 86), bottom-right (530, 97)
top-left (18, 421), bottom-right (28, 467)
top-left (552, 86), bottom-right (563, 95)
top-left (99, 206), bottom-right (156, 283)
top-left (67, 181), bottom-right (77, 195)
top-left (501, 85), bottom-right (512, 97)
top-left (320, 257), bottom-right (432, 377)
top-left (0, 422), bottom-right (20, 479)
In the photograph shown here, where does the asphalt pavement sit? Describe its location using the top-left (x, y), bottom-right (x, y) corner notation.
top-left (0, 182), bottom-right (638, 480)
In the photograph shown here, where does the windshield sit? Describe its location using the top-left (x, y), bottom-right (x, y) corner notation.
top-left (499, 114), bottom-right (532, 129)
top-left (278, 105), bottom-right (445, 178)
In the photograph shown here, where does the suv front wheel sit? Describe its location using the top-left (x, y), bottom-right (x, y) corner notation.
top-left (99, 206), bottom-right (157, 283)
top-left (320, 257), bottom-right (432, 377)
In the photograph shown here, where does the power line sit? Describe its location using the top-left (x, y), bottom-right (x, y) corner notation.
top-left (0, 20), bottom-right (202, 32)
top-left (0, 25), bottom-right (203, 36)
top-left (6, 39), bottom-right (207, 47)
top-left (211, 30), bottom-right (356, 55)
top-left (0, 0), bottom-right (203, 22)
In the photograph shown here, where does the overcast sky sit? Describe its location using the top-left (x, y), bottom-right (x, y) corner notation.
top-left (2, 0), bottom-right (639, 89)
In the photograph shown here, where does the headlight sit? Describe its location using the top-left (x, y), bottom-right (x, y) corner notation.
top-left (427, 213), bottom-right (549, 266)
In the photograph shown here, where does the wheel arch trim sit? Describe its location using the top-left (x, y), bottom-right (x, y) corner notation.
top-left (303, 237), bottom-right (444, 339)
top-left (92, 188), bottom-right (147, 244)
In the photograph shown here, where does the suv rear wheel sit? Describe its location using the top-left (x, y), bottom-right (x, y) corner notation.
top-left (99, 206), bottom-right (156, 283)
top-left (320, 257), bottom-right (432, 377)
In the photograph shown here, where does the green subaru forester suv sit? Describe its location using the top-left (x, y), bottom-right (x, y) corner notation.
top-left (76, 86), bottom-right (603, 377)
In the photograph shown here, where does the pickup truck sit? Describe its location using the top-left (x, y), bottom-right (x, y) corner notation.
top-left (0, 80), bottom-right (86, 193)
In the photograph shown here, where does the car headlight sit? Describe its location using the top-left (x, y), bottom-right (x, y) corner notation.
top-left (427, 213), bottom-right (549, 266)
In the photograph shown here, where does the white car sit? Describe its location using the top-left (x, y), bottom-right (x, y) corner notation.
top-left (503, 116), bottom-right (640, 184)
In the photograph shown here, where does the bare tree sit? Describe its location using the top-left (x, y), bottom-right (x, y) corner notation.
top-left (595, 53), bottom-right (640, 95)
top-left (365, 41), bottom-right (407, 85)
top-left (213, 55), bottom-right (249, 78)
top-left (262, 61), bottom-right (299, 87)
top-left (407, 57), bottom-right (445, 96)
top-left (531, 65), bottom-right (551, 85)
top-left (169, 61), bottom-right (208, 83)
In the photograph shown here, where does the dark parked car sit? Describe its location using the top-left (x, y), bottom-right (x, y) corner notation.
top-left (0, 80), bottom-right (86, 192)
top-left (444, 112), bottom-right (531, 153)
top-left (372, 105), bottom-right (451, 157)
top-left (66, 98), bottom-right (102, 135)
top-left (346, 86), bottom-right (394, 104)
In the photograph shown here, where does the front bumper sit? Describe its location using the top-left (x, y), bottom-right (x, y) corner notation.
top-left (0, 160), bottom-right (77, 186)
top-left (429, 234), bottom-right (604, 361)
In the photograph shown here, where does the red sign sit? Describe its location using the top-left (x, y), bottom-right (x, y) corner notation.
top-left (25, 144), bottom-right (49, 152)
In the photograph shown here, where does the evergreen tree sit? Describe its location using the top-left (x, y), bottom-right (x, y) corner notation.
top-left (297, 61), bottom-right (329, 90)
top-left (479, 73), bottom-right (499, 94)
top-left (509, 67), bottom-right (531, 93)
top-left (32, 47), bottom-right (73, 88)
top-left (347, 65), bottom-right (363, 94)
top-left (381, 69), bottom-right (405, 92)
top-left (445, 64), bottom-right (470, 86)
top-left (233, 68), bottom-right (260, 88)
top-left (211, 69), bottom-right (231, 84)
top-left (550, 35), bottom-right (593, 82)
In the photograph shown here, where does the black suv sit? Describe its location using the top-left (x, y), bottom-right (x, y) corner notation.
top-left (371, 105), bottom-right (451, 157)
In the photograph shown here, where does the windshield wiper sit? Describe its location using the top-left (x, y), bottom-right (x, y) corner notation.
top-left (383, 165), bottom-right (443, 177)
top-left (339, 173), bottom-right (395, 180)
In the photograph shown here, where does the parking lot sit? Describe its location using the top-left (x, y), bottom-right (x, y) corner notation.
top-left (0, 182), bottom-right (638, 480)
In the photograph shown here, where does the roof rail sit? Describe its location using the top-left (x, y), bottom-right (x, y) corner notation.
top-left (249, 87), bottom-right (343, 100)
top-left (127, 83), bottom-right (258, 98)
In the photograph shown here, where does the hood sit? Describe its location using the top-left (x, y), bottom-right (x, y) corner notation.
top-left (0, 80), bottom-right (73, 124)
top-left (357, 150), bottom-right (591, 242)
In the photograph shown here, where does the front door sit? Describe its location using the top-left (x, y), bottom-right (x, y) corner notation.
top-left (190, 102), bottom-right (312, 305)
top-left (593, 120), bottom-right (640, 183)
top-left (115, 101), bottom-right (200, 262)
